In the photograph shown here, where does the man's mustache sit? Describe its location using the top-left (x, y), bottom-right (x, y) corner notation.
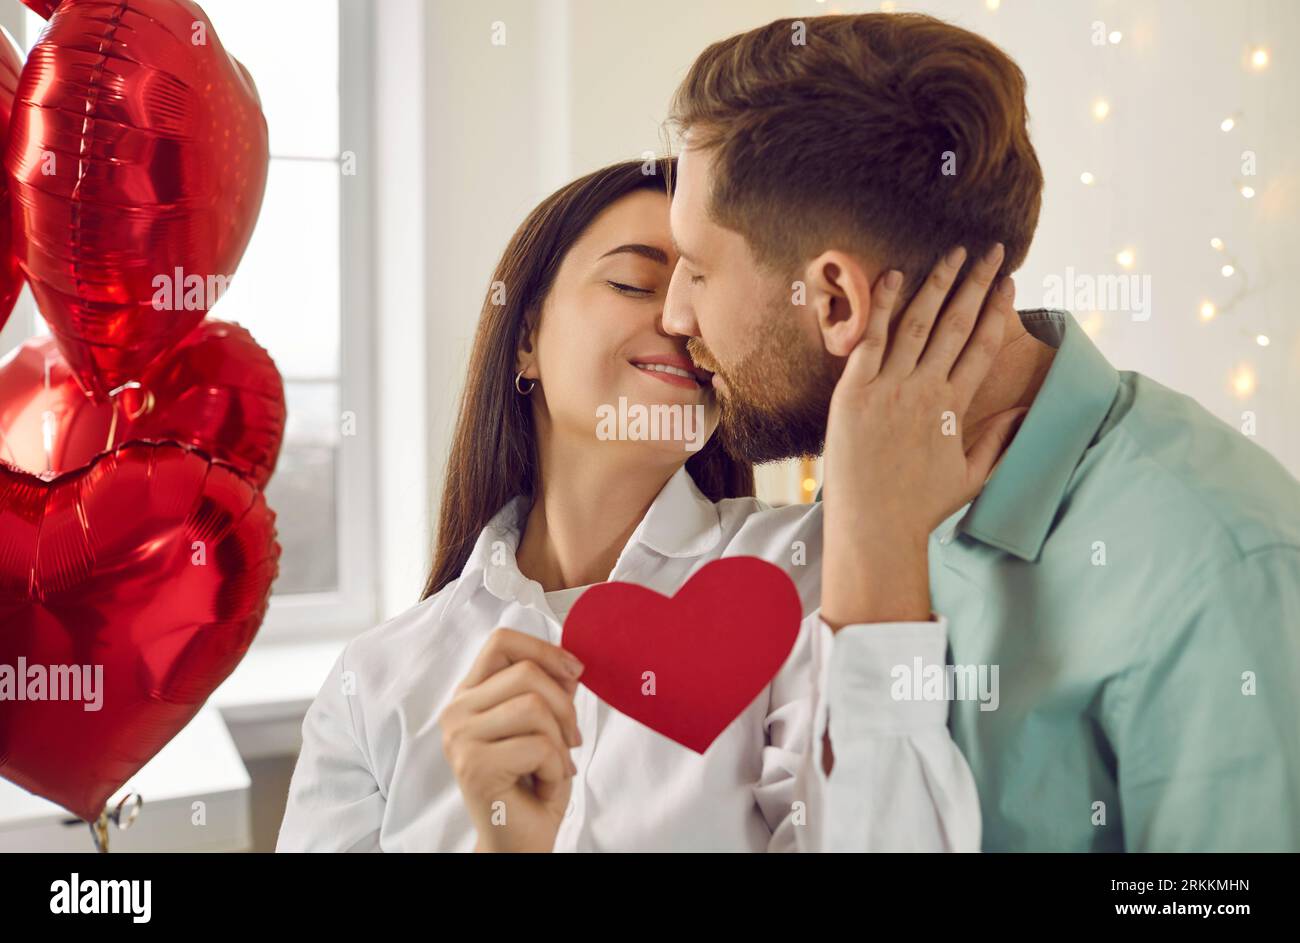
top-left (686, 338), bottom-right (719, 375)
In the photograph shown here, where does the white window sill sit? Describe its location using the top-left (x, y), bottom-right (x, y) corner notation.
top-left (210, 636), bottom-right (350, 760)
top-left (0, 708), bottom-right (252, 852)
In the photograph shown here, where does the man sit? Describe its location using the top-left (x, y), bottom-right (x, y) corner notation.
top-left (663, 12), bottom-right (1300, 851)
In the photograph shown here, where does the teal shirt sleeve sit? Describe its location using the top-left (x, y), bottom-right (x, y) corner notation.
top-left (1110, 546), bottom-right (1300, 851)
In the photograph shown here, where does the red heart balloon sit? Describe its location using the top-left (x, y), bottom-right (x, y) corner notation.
top-left (0, 440), bottom-right (279, 821)
top-left (5, 0), bottom-right (270, 400)
top-left (561, 557), bottom-right (802, 754)
top-left (0, 319), bottom-right (285, 487)
top-left (0, 26), bottom-right (25, 335)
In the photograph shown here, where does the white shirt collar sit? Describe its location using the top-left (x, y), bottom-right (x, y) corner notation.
top-left (447, 466), bottom-right (724, 611)
top-left (626, 464), bottom-right (723, 559)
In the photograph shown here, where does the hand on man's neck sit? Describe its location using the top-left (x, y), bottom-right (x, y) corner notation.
top-left (962, 307), bottom-right (1057, 451)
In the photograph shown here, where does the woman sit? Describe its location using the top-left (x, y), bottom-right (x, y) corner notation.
top-left (276, 158), bottom-right (978, 852)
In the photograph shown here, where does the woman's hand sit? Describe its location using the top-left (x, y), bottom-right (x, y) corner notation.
top-left (821, 243), bottom-right (1025, 630)
top-left (438, 628), bottom-right (585, 852)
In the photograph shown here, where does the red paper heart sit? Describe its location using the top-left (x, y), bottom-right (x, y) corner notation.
top-left (0, 440), bottom-right (279, 821)
top-left (561, 557), bottom-right (802, 753)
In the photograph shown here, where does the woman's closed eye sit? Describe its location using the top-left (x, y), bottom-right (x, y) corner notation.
top-left (606, 280), bottom-right (655, 296)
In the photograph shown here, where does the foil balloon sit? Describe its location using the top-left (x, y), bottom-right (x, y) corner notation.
top-left (0, 319), bottom-right (285, 488)
top-left (0, 440), bottom-right (280, 822)
top-left (0, 26), bottom-right (24, 334)
top-left (5, 0), bottom-right (270, 400)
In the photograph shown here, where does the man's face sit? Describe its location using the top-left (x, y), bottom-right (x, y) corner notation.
top-left (664, 144), bottom-right (837, 464)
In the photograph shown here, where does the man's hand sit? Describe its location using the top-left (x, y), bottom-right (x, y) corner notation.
top-left (439, 628), bottom-right (585, 852)
top-left (821, 243), bottom-right (1026, 630)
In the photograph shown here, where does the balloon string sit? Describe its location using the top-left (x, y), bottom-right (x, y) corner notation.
top-left (86, 793), bottom-right (143, 852)
top-left (105, 400), bottom-right (120, 453)
top-left (43, 411), bottom-right (55, 476)
top-left (41, 355), bottom-right (56, 474)
top-left (89, 810), bottom-right (110, 853)
top-left (104, 380), bottom-right (148, 452)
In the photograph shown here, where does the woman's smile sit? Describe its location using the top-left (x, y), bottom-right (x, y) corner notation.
top-left (628, 354), bottom-right (712, 392)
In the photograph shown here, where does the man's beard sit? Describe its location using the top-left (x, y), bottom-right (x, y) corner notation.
top-left (687, 303), bottom-right (837, 465)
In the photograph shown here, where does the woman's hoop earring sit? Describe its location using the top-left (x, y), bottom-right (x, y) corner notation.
top-left (515, 371), bottom-right (536, 395)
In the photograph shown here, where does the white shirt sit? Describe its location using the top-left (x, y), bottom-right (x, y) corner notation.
top-left (542, 583), bottom-right (595, 622)
top-left (276, 467), bottom-right (980, 852)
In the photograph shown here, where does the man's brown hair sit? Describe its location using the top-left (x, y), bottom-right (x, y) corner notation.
top-left (669, 13), bottom-right (1043, 290)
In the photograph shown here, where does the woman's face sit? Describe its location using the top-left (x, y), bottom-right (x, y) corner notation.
top-left (524, 188), bottom-right (719, 465)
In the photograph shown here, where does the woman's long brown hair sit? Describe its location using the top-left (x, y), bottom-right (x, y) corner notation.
top-left (421, 158), bottom-right (754, 601)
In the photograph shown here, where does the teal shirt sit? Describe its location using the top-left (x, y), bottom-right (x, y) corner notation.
top-left (930, 310), bottom-right (1294, 853)
top-left (924, 309), bottom-right (1300, 850)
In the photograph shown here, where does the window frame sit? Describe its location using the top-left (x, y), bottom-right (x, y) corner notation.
top-left (262, 0), bottom-right (378, 639)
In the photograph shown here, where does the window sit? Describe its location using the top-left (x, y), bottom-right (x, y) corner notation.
top-left (18, 0), bottom-right (377, 636)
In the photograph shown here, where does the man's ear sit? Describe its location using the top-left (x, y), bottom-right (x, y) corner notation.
top-left (803, 250), bottom-right (876, 358)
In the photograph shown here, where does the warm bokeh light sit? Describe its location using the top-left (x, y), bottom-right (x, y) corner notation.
top-left (985, 0), bottom-right (1001, 11)
top-left (1116, 248), bottom-right (1135, 269)
top-left (1240, 185), bottom-right (1256, 199)
top-left (1108, 31), bottom-right (1122, 44)
top-left (1080, 171), bottom-right (1095, 185)
top-left (1210, 237), bottom-right (1225, 251)
top-left (1199, 301), bottom-right (1217, 322)
top-left (1222, 264), bottom-right (1236, 277)
top-left (1220, 117), bottom-right (1235, 132)
top-left (1251, 47), bottom-right (1270, 70)
top-left (1256, 334), bottom-right (1271, 347)
top-left (1231, 364), bottom-right (1257, 398)
top-left (1092, 99), bottom-right (1111, 121)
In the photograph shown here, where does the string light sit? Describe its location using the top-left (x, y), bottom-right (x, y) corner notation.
top-left (1231, 364), bottom-right (1257, 399)
top-left (1202, 238), bottom-right (1252, 327)
top-left (1076, 31), bottom-right (1274, 398)
top-left (799, 457), bottom-right (818, 504)
top-left (985, 0), bottom-right (1001, 11)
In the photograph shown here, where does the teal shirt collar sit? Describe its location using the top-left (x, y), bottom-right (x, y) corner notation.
top-left (959, 309), bottom-right (1120, 561)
